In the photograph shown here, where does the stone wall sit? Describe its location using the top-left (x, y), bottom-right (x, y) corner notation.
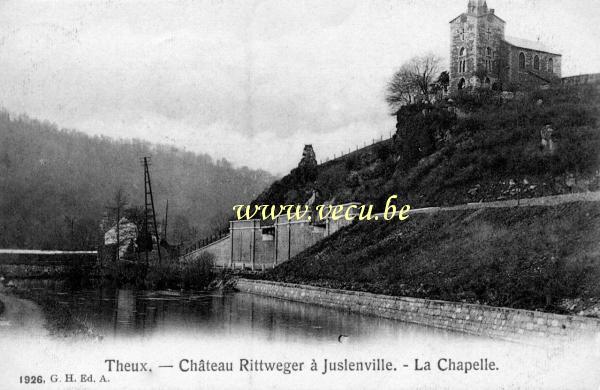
top-left (562, 73), bottom-right (600, 86)
top-left (506, 45), bottom-right (562, 89)
top-left (182, 214), bottom-right (342, 270)
top-left (449, 7), bottom-right (506, 92)
top-left (449, 13), bottom-right (478, 92)
top-left (235, 279), bottom-right (600, 342)
top-left (230, 220), bottom-right (255, 266)
top-left (448, 2), bottom-right (565, 92)
top-left (274, 217), bottom-right (324, 264)
top-left (182, 235), bottom-right (230, 267)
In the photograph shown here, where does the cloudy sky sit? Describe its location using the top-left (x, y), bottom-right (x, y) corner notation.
top-left (1, 0), bottom-right (599, 174)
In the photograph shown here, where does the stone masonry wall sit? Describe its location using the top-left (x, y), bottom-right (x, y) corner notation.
top-left (235, 279), bottom-right (600, 342)
top-left (449, 10), bottom-right (505, 92)
top-left (450, 14), bottom-right (478, 92)
top-left (507, 45), bottom-right (562, 89)
top-left (474, 13), bottom-right (505, 86)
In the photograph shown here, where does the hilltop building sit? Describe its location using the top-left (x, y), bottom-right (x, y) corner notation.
top-left (449, 0), bottom-right (562, 93)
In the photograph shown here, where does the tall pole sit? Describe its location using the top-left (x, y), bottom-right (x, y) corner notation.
top-left (163, 199), bottom-right (169, 240)
top-left (116, 206), bottom-right (120, 261)
top-left (142, 157), bottom-right (162, 264)
top-left (143, 185), bottom-right (149, 264)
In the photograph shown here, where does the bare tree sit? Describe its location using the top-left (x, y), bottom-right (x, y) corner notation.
top-left (386, 53), bottom-right (442, 112)
top-left (106, 188), bottom-right (129, 261)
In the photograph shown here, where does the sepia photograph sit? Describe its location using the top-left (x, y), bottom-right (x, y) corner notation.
top-left (0, 0), bottom-right (599, 389)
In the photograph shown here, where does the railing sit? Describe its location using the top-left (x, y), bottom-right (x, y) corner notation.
top-left (318, 131), bottom-right (395, 165)
top-left (182, 228), bottom-right (229, 255)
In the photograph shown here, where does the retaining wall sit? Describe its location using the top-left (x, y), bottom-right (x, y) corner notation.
top-left (182, 236), bottom-right (230, 267)
top-left (184, 192), bottom-right (600, 270)
top-left (235, 279), bottom-right (600, 342)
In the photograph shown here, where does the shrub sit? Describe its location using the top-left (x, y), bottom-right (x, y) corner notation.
top-left (344, 153), bottom-right (361, 171)
top-left (144, 261), bottom-right (181, 290)
top-left (374, 143), bottom-right (392, 161)
top-left (143, 252), bottom-right (215, 290)
top-left (181, 252), bottom-right (214, 290)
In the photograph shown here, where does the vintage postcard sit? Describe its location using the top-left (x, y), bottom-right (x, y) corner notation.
top-left (1, 0), bottom-right (599, 389)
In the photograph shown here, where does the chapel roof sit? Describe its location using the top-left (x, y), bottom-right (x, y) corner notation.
top-left (504, 36), bottom-right (561, 55)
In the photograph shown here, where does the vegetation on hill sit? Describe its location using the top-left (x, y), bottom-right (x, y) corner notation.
top-left (254, 85), bottom-right (600, 210)
top-left (252, 84), bottom-right (600, 314)
top-left (261, 202), bottom-right (600, 314)
top-left (0, 111), bottom-right (274, 250)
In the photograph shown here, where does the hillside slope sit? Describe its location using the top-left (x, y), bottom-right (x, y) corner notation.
top-left (254, 85), bottom-right (600, 210)
top-left (262, 202), bottom-right (600, 314)
top-left (0, 112), bottom-right (274, 249)
top-left (254, 84), bottom-right (600, 315)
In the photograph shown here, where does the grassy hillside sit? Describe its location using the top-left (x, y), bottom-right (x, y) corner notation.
top-left (0, 112), bottom-right (274, 250)
top-left (254, 85), bottom-right (600, 210)
top-left (252, 84), bottom-right (600, 314)
top-left (262, 202), bottom-right (600, 314)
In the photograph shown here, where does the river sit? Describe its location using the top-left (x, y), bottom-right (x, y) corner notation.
top-left (9, 279), bottom-right (458, 341)
top-left (0, 279), bottom-right (599, 389)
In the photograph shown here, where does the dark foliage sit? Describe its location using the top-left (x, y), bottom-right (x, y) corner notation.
top-left (144, 252), bottom-right (214, 290)
top-left (0, 112), bottom-right (274, 249)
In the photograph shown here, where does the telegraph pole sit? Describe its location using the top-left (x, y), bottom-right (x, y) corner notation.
top-left (163, 199), bottom-right (169, 240)
top-left (141, 157), bottom-right (162, 264)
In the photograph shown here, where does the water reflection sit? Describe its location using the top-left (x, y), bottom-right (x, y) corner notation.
top-left (13, 279), bottom-right (463, 342)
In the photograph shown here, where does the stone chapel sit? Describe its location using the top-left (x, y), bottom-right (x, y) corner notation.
top-left (449, 0), bottom-right (562, 92)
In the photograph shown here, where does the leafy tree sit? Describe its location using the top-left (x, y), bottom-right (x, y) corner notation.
top-left (436, 71), bottom-right (450, 92)
top-left (386, 53), bottom-right (442, 112)
top-left (385, 65), bottom-right (418, 111)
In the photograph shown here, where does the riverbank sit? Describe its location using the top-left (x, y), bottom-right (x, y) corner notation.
top-left (0, 286), bottom-right (46, 337)
top-left (235, 278), bottom-right (600, 343)
top-left (12, 287), bottom-right (101, 339)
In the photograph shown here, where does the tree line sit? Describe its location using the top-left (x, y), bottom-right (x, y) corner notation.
top-left (0, 111), bottom-right (274, 250)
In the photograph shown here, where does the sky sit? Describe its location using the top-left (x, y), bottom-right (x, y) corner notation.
top-left (0, 0), bottom-right (599, 174)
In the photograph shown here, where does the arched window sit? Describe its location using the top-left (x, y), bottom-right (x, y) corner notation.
top-left (458, 78), bottom-right (466, 90)
top-left (485, 77), bottom-right (491, 87)
top-left (459, 47), bottom-right (466, 74)
top-left (485, 47), bottom-right (493, 72)
top-left (534, 55), bottom-right (540, 70)
top-left (519, 52), bottom-right (525, 69)
top-left (548, 58), bottom-right (554, 73)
